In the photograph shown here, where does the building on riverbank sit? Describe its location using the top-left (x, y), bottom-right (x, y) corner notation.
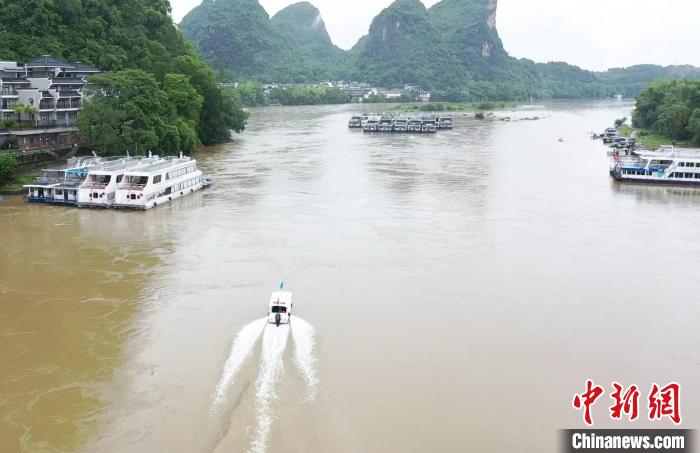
top-left (0, 56), bottom-right (100, 151)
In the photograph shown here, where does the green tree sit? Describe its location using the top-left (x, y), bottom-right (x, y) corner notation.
top-left (0, 0), bottom-right (246, 149)
top-left (632, 79), bottom-right (700, 145)
top-left (13, 103), bottom-right (28, 130)
top-left (172, 56), bottom-right (248, 145)
top-left (0, 155), bottom-right (18, 182)
top-left (78, 70), bottom-right (177, 155)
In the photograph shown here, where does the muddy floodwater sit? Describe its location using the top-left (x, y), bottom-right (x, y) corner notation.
top-left (1, 101), bottom-right (699, 453)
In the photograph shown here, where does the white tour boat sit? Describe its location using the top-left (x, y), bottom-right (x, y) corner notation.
top-left (24, 157), bottom-right (101, 205)
top-left (610, 146), bottom-right (700, 185)
top-left (267, 282), bottom-right (293, 326)
top-left (77, 156), bottom-right (157, 208)
top-left (114, 154), bottom-right (204, 209)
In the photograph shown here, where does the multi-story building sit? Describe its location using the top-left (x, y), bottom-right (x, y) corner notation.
top-left (0, 56), bottom-right (100, 150)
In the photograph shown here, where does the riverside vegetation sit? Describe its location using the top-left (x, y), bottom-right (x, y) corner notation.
top-left (616, 80), bottom-right (700, 149)
top-left (0, 0), bottom-right (248, 156)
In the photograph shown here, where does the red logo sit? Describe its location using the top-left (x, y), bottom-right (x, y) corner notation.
top-left (573, 381), bottom-right (682, 426)
top-left (573, 380), bottom-right (604, 426)
top-left (648, 382), bottom-right (681, 425)
top-left (610, 383), bottom-right (640, 421)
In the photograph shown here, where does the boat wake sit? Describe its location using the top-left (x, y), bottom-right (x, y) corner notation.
top-left (212, 318), bottom-right (267, 413)
top-left (291, 317), bottom-right (318, 402)
top-left (250, 323), bottom-right (290, 453)
top-left (210, 317), bottom-right (318, 453)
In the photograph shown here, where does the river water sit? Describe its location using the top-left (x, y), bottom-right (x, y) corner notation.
top-left (1, 101), bottom-right (699, 453)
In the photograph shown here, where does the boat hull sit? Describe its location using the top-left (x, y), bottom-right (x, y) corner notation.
top-left (114, 183), bottom-right (204, 210)
top-left (610, 173), bottom-right (700, 186)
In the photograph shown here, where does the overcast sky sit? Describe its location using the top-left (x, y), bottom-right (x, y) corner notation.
top-left (169, 0), bottom-right (700, 71)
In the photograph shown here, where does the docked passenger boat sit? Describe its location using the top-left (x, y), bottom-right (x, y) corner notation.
top-left (114, 154), bottom-right (204, 210)
top-left (408, 117), bottom-right (423, 132)
top-left (24, 157), bottom-right (101, 205)
top-left (268, 282), bottom-right (292, 326)
top-left (348, 115), bottom-right (362, 128)
top-left (421, 118), bottom-right (438, 133)
top-left (610, 146), bottom-right (700, 185)
top-left (377, 116), bottom-right (394, 132)
top-left (77, 156), bottom-right (158, 208)
top-left (437, 115), bottom-right (454, 129)
top-left (363, 116), bottom-right (379, 132)
top-left (393, 118), bottom-right (409, 132)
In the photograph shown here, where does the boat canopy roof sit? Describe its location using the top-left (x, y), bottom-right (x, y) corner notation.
top-left (269, 291), bottom-right (292, 307)
top-left (637, 147), bottom-right (700, 159)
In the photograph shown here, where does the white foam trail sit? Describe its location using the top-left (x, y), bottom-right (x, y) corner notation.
top-left (212, 318), bottom-right (267, 412)
top-left (291, 317), bottom-right (318, 402)
top-left (250, 323), bottom-right (290, 453)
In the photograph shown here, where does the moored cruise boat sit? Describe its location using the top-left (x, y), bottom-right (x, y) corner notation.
top-left (437, 115), bottom-right (454, 129)
top-left (77, 156), bottom-right (159, 208)
top-left (363, 116), bottom-right (379, 132)
top-left (377, 116), bottom-right (393, 132)
top-left (348, 115), bottom-right (362, 128)
top-left (610, 146), bottom-right (700, 185)
top-left (114, 154), bottom-right (204, 209)
top-left (421, 118), bottom-right (438, 133)
top-left (393, 118), bottom-right (409, 132)
top-left (24, 157), bottom-right (101, 205)
top-left (407, 117), bottom-right (423, 132)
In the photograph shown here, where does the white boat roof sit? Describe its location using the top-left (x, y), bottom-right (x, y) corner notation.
top-left (87, 157), bottom-right (143, 174)
top-left (124, 156), bottom-right (196, 175)
top-left (269, 291), bottom-right (292, 306)
top-left (637, 146), bottom-right (700, 159)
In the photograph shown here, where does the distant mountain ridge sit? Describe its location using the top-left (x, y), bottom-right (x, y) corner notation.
top-left (180, 0), bottom-right (700, 99)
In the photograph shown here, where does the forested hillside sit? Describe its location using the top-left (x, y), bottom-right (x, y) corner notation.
top-left (180, 0), bottom-right (349, 82)
top-left (181, 0), bottom-right (700, 102)
top-left (0, 0), bottom-right (247, 154)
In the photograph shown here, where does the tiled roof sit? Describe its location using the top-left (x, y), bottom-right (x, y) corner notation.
top-left (24, 55), bottom-right (75, 69)
top-left (72, 62), bottom-right (100, 73)
top-left (50, 77), bottom-right (86, 84)
top-left (1, 78), bottom-right (30, 83)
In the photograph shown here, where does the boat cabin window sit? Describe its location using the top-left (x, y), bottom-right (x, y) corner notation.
top-left (126, 175), bottom-right (149, 186)
top-left (116, 175), bottom-right (123, 183)
top-left (271, 306), bottom-right (287, 313)
top-left (154, 175), bottom-right (162, 184)
top-left (91, 174), bottom-right (111, 184)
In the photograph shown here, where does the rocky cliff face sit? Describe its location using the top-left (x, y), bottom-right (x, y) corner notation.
top-left (351, 0), bottom-right (463, 88)
top-left (180, 0), bottom-right (347, 81)
top-left (270, 2), bottom-right (348, 77)
top-left (180, 0), bottom-right (286, 81)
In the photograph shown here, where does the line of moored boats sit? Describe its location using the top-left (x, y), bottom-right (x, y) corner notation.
top-left (596, 127), bottom-right (700, 186)
top-left (349, 113), bottom-right (454, 133)
top-left (23, 153), bottom-right (212, 210)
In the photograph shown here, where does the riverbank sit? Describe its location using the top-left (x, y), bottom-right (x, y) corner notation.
top-left (387, 101), bottom-right (513, 114)
top-left (617, 124), bottom-right (690, 149)
top-left (0, 174), bottom-right (33, 194)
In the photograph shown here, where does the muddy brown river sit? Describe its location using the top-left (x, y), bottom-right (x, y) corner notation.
top-left (1, 102), bottom-right (698, 453)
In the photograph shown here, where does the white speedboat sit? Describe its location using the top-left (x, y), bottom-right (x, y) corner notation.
top-left (267, 282), bottom-right (293, 326)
